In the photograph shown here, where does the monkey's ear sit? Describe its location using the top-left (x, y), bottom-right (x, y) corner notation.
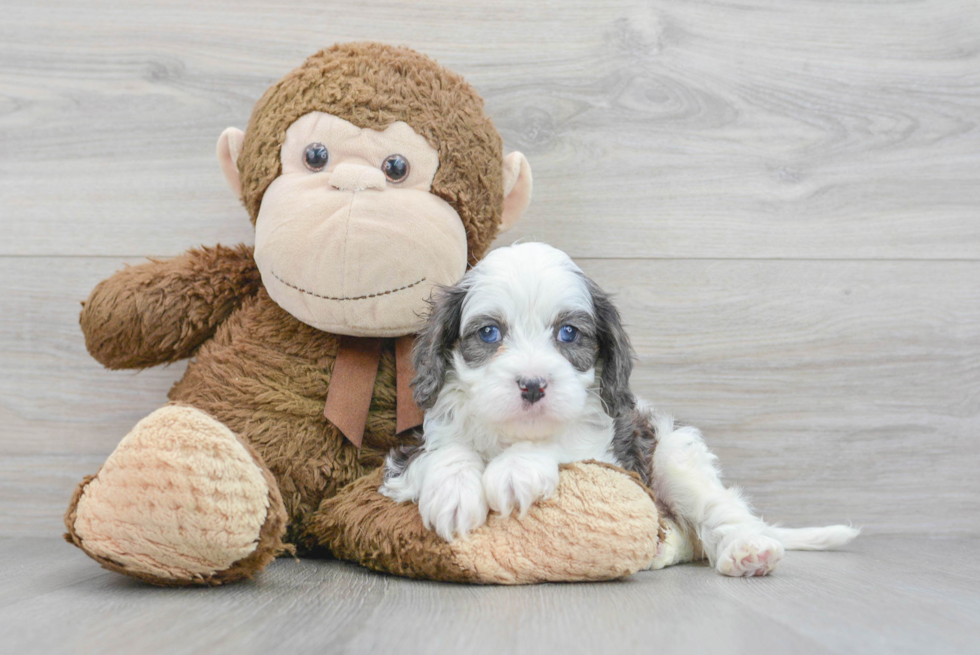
top-left (217, 127), bottom-right (245, 198)
top-left (500, 152), bottom-right (532, 233)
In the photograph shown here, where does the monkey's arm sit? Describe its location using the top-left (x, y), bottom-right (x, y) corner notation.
top-left (80, 244), bottom-right (261, 369)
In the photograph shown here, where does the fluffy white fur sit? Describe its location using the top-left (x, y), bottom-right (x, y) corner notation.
top-left (381, 242), bottom-right (858, 577)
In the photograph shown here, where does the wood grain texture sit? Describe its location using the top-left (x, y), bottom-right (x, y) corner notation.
top-left (1, 0), bottom-right (978, 553)
top-left (1, 2), bottom-right (978, 648)
top-left (2, 257), bottom-right (977, 537)
top-left (1, 535), bottom-right (978, 655)
top-left (1, 0), bottom-right (978, 258)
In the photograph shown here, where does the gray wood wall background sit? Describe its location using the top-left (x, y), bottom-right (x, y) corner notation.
top-left (2, 0), bottom-right (978, 539)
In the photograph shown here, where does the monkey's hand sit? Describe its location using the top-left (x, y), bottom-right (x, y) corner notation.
top-left (80, 244), bottom-right (261, 369)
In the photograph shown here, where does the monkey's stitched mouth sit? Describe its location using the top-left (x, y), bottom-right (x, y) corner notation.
top-left (271, 271), bottom-right (427, 302)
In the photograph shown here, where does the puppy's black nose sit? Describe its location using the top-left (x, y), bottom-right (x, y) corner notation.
top-left (518, 377), bottom-right (547, 404)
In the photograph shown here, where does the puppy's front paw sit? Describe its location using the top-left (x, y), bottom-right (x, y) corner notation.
top-left (418, 471), bottom-right (488, 542)
top-left (716, 533), bottom-right (784, 577)
top-left (483, 453), bottom-right (559, 518)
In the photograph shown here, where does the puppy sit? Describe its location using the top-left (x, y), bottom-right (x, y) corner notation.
top-left (380, 242), bottom-right (858, 576)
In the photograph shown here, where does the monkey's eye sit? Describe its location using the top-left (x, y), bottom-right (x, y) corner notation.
top-left (382, 154), bottom-right (410, 183)
top-left (303, 143), bottom-right (329, 171)
top-left (557, 325), bottom-right (579, 343)
top-left (478, 326), bottom-right (501, 344)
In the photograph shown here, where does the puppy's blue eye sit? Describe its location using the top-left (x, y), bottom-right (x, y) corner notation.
top-left (478, 326), bottom-right (501, 343)
top-left (557, 325), bottom-right (578, 343)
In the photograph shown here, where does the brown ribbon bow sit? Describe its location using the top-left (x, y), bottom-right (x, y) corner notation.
top-left (323, 335), bottom-right (424, 448)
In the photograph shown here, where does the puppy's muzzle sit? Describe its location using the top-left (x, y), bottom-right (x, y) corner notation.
top-left (518, 377), bottom-right (548, 404)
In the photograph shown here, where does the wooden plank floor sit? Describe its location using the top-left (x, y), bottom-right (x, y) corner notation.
top-left (1, 535), bottom-right (978, 655)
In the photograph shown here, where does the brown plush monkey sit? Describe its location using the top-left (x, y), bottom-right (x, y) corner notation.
top-left (64, 43), bottom-right (662, 586)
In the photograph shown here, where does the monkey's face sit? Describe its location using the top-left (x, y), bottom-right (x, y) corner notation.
top-left (252, 112), bottom-right (468, 337)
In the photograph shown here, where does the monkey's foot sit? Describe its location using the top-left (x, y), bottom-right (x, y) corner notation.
top-left (312, 461), bottom-right (663, 584)
top-left (64, 404), bottom-right (288, 586)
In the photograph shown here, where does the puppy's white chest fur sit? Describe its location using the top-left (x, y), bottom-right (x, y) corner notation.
top-left (466, 402), bottom-right (618, 465)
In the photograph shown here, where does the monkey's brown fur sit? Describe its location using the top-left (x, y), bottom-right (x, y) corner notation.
top-left (80, 244), bottom-right (263, 370)
top-left (66, 45), bottom-right (509, 582)
top-left (74, 43), bottom-right (503, 554)
top-left (74, 245), bottom-right (401, 554)
top-left (65, 44), bottom-right (662, 585)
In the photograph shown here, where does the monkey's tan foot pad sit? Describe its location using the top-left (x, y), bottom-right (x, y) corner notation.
top-left (64, 404), bottom-right (288, 586)
top-left (309, 461), bottom-right (664, 584)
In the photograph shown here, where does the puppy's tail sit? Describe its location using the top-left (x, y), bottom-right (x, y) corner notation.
top-left (768, 525), bottom-right (860, 551)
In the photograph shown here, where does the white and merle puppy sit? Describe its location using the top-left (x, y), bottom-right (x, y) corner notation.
top-left (380, 242), bottom-right (858, 577)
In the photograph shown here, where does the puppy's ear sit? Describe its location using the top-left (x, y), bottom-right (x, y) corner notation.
top-left (412, 284), bottom-right (468, 410)
top-left (585, 276), bottom-right (637, 417)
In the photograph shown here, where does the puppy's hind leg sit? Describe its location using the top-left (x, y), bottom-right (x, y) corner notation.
top-left (647, 517), bottom-right (702, 570)
top-left (650, 414), bottom-right (783, 577)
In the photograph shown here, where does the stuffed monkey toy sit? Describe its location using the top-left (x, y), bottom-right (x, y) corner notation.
top-left (64, 43), bottom-right (663, 586)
